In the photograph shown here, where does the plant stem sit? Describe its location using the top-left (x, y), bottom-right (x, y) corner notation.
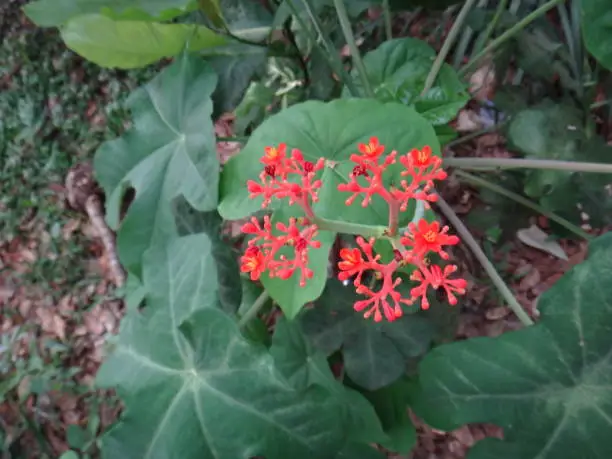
top-left (435, 194), bottom-right (534, 326)
top-left (285, 0), bottom-right (359, 96)
top-left (314, 216), bottom-right (388, 237)
top-left (474, 0), bottom-right (509, 54)
top-left (422, 0), bottom-right (478, 95)
top-left (460, 0), bottom-right (564, 76)
top-left (445, 121), bottom-right (508, 148)
top-left (238, 291), bottom-right (270, 328)
top-left (454, 170), bottom-right (592, 240)
top-left (443, 156), bottom-right (612, 173)
top-left (217, 136), bottom-right (249, 143)
top-left (382, 0), bottom-right (392, 40)
top-left (332, 0), bottom-right (374, 97)
top-left (387, 200), bottom-right (400, 236)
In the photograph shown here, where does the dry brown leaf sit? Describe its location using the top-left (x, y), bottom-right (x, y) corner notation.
top-left (36, 307), bottom-right (66, 340)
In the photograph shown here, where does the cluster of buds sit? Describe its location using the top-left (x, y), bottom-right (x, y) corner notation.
top-left (240, 138), bottom-right (467, 322)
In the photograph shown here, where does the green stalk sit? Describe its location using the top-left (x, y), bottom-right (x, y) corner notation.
top-left (443, 156), bottom-right (612, 174)
top-left (446, 121), bottom-right (508, 148)
top-left (314, 216), bottom-right (388, 237)
top-left (435, 194), bottom-right (534, 326)
top-left (382, 0), bottom-right (392, 40)
top-left (238, 291), bottom-right (270, 328)
top-left (422, 0), bottom-right (478, 95)
top-left (332, 0), bottom-right (374, 97)
top-left (460, 0), bottom-right (564, 76)
top-left (454, 170), bottom-right (592, 240)
top-left (285, 0), bottom-right (359, 96)
top-left (217, 136), bottom-right (249, 143)
top-left (474, 0), bottom-right (510, 54)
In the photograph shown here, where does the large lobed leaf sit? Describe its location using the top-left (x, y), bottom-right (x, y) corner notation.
top-left (94, 53), bottom-right (218, 276)
top-left (344, 38), bottom-right (469, 126)
top-left (582, 0), bottom-right (612, 71)
top-left (411, 233), bottom-right (612, 459)
top-left (219, 99), bottom-right (440, 226)
top-left (98, 234), bottom-right (347, 459)
top-left (61, 14), bottom-right (228, 68)
top-left (300, 280), bottom-right (434, 391)
top-left (271, 317), bottom-right (416, 454)
top-left (507, 100), bottom-right (612, 226)
top-left (23, 0), bottom-right (196, 26)
top-left (173, 198), bottom-right (242, 314)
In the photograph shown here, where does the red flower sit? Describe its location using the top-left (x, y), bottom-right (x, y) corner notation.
top-left (337, 237), bottom-right (412, 322)
top-left (337, 149), bottom-right (396, 207)
top-left (261, 144), bottom-right (287, 167)
top-left (248, 145), bottom-right (324, 210)
top-left (409, 264), bottom-right (467, 310)
top-left (410, 145), bottom-right (435, 167)
top-left (401, 219), bottom-right (459, 259)
top-left (241, 216), bottom-right (321, 287)
top-left (240, 246), bottom-right (266, 281)
top-left (357, 137), bottom-right (385, 160)
top-left (392, 146), bottom-right (447, 210)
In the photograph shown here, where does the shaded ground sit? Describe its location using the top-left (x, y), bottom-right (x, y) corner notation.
top-left (0, 3), bottom-right (598, 459)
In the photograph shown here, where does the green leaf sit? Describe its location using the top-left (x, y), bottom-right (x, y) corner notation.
top-left (173, 198), bottom-right (242, 314)
top-left (412, 233), bottom-right (612, 458)
top-left (234, 81), bottom-right (276, 134)
top-left (23, 0), bottom-right (196, 26)
top-left (97, 234), bottom-right (346, 458)
top-left (261, 209), bottom-right (335, 319)
top-left (61, 14), bottom-right (227, 68)
top-left (300, 280), bottom-right (434, 390)
top-left (94, 54), bottom-right (218, 276)
top-left (359, 378), bottom-right (417, 453)
top-left (219, 99), bottom-right (440, 224)
top-left (336, 443), bottom-right (386, 458)
top-left (208, 48), bottom-right (268, 116)
top-left (344, 38), bottom-right (468, 125)
top-left (582, 0), bottom-right (612, 70)
top-left (507, 100), bottom-right (612, 225)
top-left (58, 452), bottom-right (79, 459)
top-left (271, 317), bottom-right (388, 444)
top-left (198, 0), bottom-right (225, 28)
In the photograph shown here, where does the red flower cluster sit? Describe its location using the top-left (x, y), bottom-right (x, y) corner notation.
top-left (246, 144), bottom-right (324, 209)
top-left (241, 216), bottom-right (321, 287)
top-left (240, 137), bottom-right (466, 322)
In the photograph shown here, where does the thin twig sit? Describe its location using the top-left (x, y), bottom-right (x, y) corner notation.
top-left (86, 195), bottom-right (126, 287)
top-left (238, 291), bottom-right (270, 328)
top-left (382, 0), bottom-right (392, 40)
top-left (333, 0), bottom-right (374, 97)
top-left (454, 170), bottom-right (592, 240)
top-left (422, 0), bottom-right (478, 95)
top-left (443, 156), bottom-right (612, 174)
top-left (460, 0), bottom-right (565, 76)
top-left (435, 194), bottom-right (534, 326)
top-left (474, 0), bottom-right (509, 54)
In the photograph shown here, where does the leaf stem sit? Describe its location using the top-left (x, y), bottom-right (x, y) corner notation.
top-left (313, 216), bottom-right (388, 238)
top-left (332, 0), bottom-right (374, 97)
top-left (382, 0), bottom-right (392, 40)
top-left (285, 0), bottom-right (359, 96)
top-left (435, 194), bottom-right (534, 326)
top-left (460, 0), bottom-right (564, 76)
top-left (454, 170), bottom-right (592, 240)
top-left (443, 156), bottom-right (612, 173)
top-left (238, 290), bottom-right (270, 328)
top-left (445, 121), bottom-right (508, 148)
top-left (474, 0), bottom-right (509, 54)
top-left (422, 0), bottom-right (478, 95)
